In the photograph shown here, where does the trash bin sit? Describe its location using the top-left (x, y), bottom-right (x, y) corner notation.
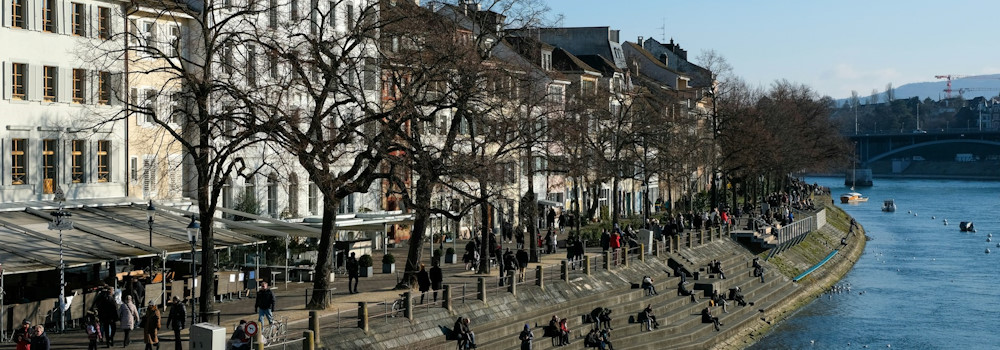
top-left (693, 271), bottom-right (700, 280)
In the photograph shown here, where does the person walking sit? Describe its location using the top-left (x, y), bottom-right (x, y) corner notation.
top-left (516, 248), bottom-right (529, 282)
top-left (255, 281), bottom-right (276, 326)
top-left (430, 262), bottom-right (443, 302)
top-left (416, 264), bottom-right (431, 304)
top-left (518, 323), bottom-right (534, 350)
top-left (118, 295), bottom-right (140, 346)
top-left (142, 302), bottom-right (161, 350)
top-left (96, 287), bottom-right (118, 348)
top-left (30, 325), bottom-right (50, 350)
top-left (346, 252), bottom-right (360, 293)
top-left (14, 319), bottom-right (31, 350)
top-left (165, 296), bottom-right (186, 350)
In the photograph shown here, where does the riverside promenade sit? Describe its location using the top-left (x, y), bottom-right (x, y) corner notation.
top-left (24, 201), bottom-right (862, 350)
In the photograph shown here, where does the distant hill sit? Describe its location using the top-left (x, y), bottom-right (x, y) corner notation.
top-left (836, 74), bottom-right (1000, 106)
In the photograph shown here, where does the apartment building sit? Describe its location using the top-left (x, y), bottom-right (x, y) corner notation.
top-left (0, 0), bottom-right (127, 202)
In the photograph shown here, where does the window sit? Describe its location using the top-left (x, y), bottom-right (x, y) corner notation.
top-left (308, 183), bottom-right (318, 214)
top-left (130, 156), bottom-right (138, 180)
top-left (11, 139), bottom-right (27, 185)
top-left (140, 21), bottom-right (155, 46)
top-left (247, 45), bottom-right (257, 86)
top-left (268, 0), bottom-right (278, 28)
top-left (72, 69), bottom-right (86, 104)
top-left (169, 92), bottom-right (181, 124)
top-left (143, 89), bottom-right (158, 122)
top-left (245, 176), bottom-right (256, 201)
top-left (363, 57), bottom-right (377, 91)
top-left (328, 1), bottom-right (336, 28)
top-left (43, 66), bottom-right (57, 102)
top-left (222, 178), bottom-right (233, 209)
top-left (12, 63), bottom-right (26, 100)
top-left (11, 0), bottom-right (24, 28)
top-left (346, 3), bottom-right (354, 30)
top-left (168, 26), bottom-right (180, 56)
top-left (266, 173), bottom-right (278, 217)
top-left (98, 7), bottom-right (110, 39)
top-left (290, 0), bottom-right (299, 20)
top-left (42, 140), bottom-right (57, 194)
top-left (338, 193), bottom-right (354, 214)
top-left (581, 79), bottom-right (595, 95)
top-left (98, 71), bottom-right (111, 105)
top-left (72, 3), bottom-right (86, 36)
top-left (223, 44), bottom-right (234, 75)
top-left (72, 140), bottom-right (85, 183)
top-left (97, 140), bottom-right (110, 182)
top-left (269, 53), bottom-right (278, 79)
top-left (43, 0), bottom-right (55, 32)
top-left (288, 174), bottom-right (299, 217)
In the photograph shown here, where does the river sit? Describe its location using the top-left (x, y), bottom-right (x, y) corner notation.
top-left (747, 177), bottom-right (1000, 349)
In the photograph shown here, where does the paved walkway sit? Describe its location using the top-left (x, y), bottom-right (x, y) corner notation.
top-left (26, 238), bottom-right (582, 350)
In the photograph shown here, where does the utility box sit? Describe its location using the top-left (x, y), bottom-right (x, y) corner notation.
top-left (190, 322), bottom-right (226, 350)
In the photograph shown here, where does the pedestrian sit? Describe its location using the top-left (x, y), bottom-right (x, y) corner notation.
top-left (557, 318), bottom-right (570, 346)
top-left (515, 226), bottom-right (525, 250)
top-left (518, 324), bottom-right (534, 350)
top-left (14, 319), bottom-right (31, 350)
top-left (609, 231), bottom-right (621, 264)
top-left (86, 315), bottom-right (103, 350)
top-left (118, 295), bottom-right (140, 346)
top-left (545, 229), bottom-right (555, 254)
top-left (142, 301), bottom-right (161, 350)
top-left (96, 287), bottom-right (118, 347)
top-left (600, 229), bottom-right (610, 252)
top-left (503, 249), bottom-right (517, 284)
top-left (165, 296), bottom-right (186, 350)
top-left (255, 281), bottom-right (276, 326)
top-left (430, 262), bottom-right (443, 302)
top-left (416, 264), bottom-right (431, 304)
top-left (759, 265), bottom-right (766, 283)
top-left (30, 325), bottom-right (50, 350)
top-left (516, 248), bottom-right (529, 282)
top-left (346, 252), bottom-right (360, 293)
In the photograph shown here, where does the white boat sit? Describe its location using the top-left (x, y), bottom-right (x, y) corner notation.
top-left (881, 199), bottom-right (896, 212)
top-left (840, 192), bottom-right (869, 204)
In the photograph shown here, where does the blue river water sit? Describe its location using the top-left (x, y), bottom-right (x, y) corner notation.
top-left (747, 177), bottom-right (1000, 350)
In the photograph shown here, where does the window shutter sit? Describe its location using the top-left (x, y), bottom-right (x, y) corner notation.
top-left (58, 67), bottom-right (71, 102)
top-left (30, 0), bottom-right (41, 31)
top-left (29, 64), bottom-right (41, 101)
top-left (168, 154), bottom-right (181, 198)
top-left (2, 0), bottom-right (12, 27)
top-left (3, 62), bottom-right (11, 100)
top-left (109, 72), bottom-right (122, 105)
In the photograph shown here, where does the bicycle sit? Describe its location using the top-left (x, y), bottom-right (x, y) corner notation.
top-left (390, 293), bottom-right (407, 317)
top-left (259, 317), bottom-right (287, 345)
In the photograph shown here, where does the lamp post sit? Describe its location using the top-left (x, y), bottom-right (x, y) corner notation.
top-left (48, 204), bottom-right (73, 333)
top-left (146, 200), bottom-right (156, 247)
top-left (185, 215), bottom-right (199, 325)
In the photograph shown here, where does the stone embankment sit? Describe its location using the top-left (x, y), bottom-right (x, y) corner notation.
top-left (330, 196), bottom-right (865, 350)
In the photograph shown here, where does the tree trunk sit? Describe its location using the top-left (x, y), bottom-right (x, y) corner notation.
top-left (307, 197), bottom-right (340, 309)
top-left (611, 175), bottom-right (620, 226)
top-left (196, 170), bottom-right (216, 319)
top-left (521, 190), bottom-right (539, 263)
top-left (586, 180), bottom-right (599, 221)
top-left (477, 183), bottom-right (491, 274)
top-left (399, 178), bottom-right (431, 289)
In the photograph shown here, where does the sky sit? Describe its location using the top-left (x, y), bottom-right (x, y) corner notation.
top-left (543, 0), bottom-right (1000, 99)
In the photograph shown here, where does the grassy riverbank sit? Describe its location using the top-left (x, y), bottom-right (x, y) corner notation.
top-left (717, 196), bottom-right (867, 350)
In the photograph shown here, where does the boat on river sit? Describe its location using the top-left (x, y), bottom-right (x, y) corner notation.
top-left (881, 199), bottom-right (896, 212)
top-left (840, 192), bottom-right (868, 204)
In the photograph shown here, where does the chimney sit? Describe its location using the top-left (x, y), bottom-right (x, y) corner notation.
top-left (638, 36), bottom-right (643, 45)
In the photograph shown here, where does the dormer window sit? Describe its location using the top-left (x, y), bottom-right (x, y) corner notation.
top-left (541, 52), bottom-right (552, 71)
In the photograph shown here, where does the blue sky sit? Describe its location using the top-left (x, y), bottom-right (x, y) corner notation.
top-left (544, 0), bottom-right (1000, 99)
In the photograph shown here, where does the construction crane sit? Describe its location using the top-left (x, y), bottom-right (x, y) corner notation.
top-left (935, 75), bottom-right (969, 98)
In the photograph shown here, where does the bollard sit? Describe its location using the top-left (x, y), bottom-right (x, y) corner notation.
top-left (477, 277), bottom-right (486, 302)
top-left (652, 241), bottom-right (659, 257)
top-left (254, 331), bottom-right (264, 350)
top-left (443, 285), bottom-right (453, 311)
top-left (561, 260), bottom-right (569, 282)
top-left (508, 274), bottom-right (516, 295)
top-left (536, 266), bottom-right (544, 290)
top-left (623, 249), bottom-right (629, 267)
top-left (358, 302), bottom-right (369, 333)
top-left (302, 330), bottom-right (315, 350)
top-left (603, 252), bottom-right (611, 269)
top-left (404, 291), bottom-right (413, 321)
top-left (639, 244), bottom-right (645, 262)
top-left (700, 230), bottom-right (705, 245)
top-left (687, 233), bottom-right (693, 248)
top-left (584, 256), bottom-right (591, 275)
top-left (309, 311), bottom-right (322, 349)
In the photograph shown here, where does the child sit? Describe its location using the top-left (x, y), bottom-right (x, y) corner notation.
top-left (86, 316), bottom-right (103, 350)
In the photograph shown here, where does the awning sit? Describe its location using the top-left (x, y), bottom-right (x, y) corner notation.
top-left (537, 199), bottom-right (565, 208)
top-left (0, 199), bottom-right (263, 275)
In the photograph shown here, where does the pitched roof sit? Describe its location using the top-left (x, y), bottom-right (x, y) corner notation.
top-left (551, 48), bottom-right (599, 74)
top-left (576, 54), bottom-right (621, 77)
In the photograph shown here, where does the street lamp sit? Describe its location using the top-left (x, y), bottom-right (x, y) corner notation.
top-left (48, 204), bottom-right (73, 333)
top-left (146, 200), bottom-right (156, 247)
top-left (185, 215), bottom-right (199, 325)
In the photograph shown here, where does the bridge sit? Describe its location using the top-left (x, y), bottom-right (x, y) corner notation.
top-left (848, 129), bottom-right (1000, 165)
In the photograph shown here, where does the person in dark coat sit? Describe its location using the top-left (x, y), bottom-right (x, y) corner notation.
top-left (516, 248), bottom-right (529, 282)
top-left (255, 282), bottom-right (276, 326)
top-left (14, 319), bottom-right (32, 350)
top-left (142, 302), bottom-right (161, 350)
top-left (30, 325), bottom-right (51, 350)
top-left (600, 230), bottom-right (610, 252)
top-left (346, 252), bottom-right (360, 293)
top-left (429, 262), bottom-right (443, 302)
top-left (518, 323), bottom-right (534, 350)
top-left (165, 296), bottom-right (186, 350)
top-left (96, 288), bottom-right (118, 347)
top-left (416, 264), bottom-right (431, 304)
